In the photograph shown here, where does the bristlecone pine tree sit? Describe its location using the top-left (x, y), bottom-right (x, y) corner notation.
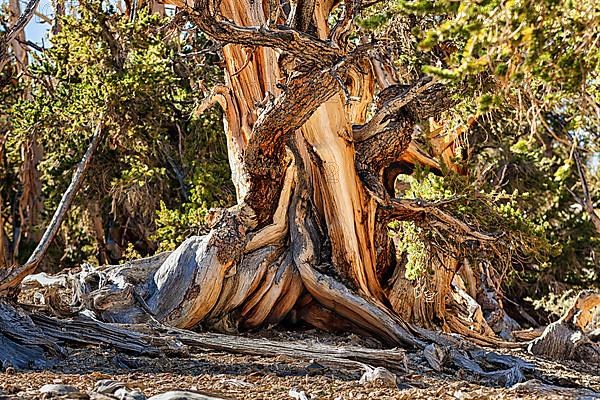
top-left (85, 0), bottom-right (474, 343)
top-left (1, 0), bottom-right (599, 373)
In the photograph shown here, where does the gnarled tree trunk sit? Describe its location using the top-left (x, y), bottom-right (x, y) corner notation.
top-left (4, 0), bottom-right (500, 344)
top-left (2, 0), bottom-right (558, 383)
top-left (91, 0), bottom-right (458, 341)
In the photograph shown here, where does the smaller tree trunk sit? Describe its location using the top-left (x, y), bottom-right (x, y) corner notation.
top-left (528, 290), bottom-right (600, 362)
top-left (51, 0), bottom-right (65, 35)
top-left (574, 150), bottom-right (600, 234)
top-left (7, 0), bottom-right (28, 70)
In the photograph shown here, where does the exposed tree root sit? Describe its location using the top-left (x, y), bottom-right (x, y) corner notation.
top-left (7, 160), bottom-right (541, 389)
top-left (510, 380), bottom-right (600, 399)
top-left (8, 190), bottom-right (534, 388)
top-left (1, 294), bottom-right (541, 389)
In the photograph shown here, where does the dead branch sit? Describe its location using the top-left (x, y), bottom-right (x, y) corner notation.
top-left (26, 311), bottom-right (411, 372)
top-left (179, 0), bottom-right (341, 65)
top-left (193, 84), bottom-right (231, 116)
top-left (0, 119), bottom-right (105, 295)
top-left (353, 77), bottom-right (445, 142)
top-left (329, 0), bottom-right (360, 49)
top-left (573, 150), bottom-right (600, 234)
top-left (387, 198), bottom-right (497, 241)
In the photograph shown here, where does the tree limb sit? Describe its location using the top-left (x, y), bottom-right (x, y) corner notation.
top-left (243, 66), bottom-right (341, 225)
top-left (386, 198), bottom-right (497, 241)
top-left (291, 0), bottom-right (316, 32)
top-left (96, 12), bottom-right (125, 71)
top-left (352, 77), bottom-right (453, 199)
top-left (329, 0), bottom-right (360, 49)
top-left (179, 0), bottom-right (341, 65)
top-left (193, 84), bottom-right (231, 116)
top-left (354, 110), bottom-right (413, 200)
top-left (353, 77), bottom-right (447, 142)
top-left (573, 150), bottom-right (600, 234)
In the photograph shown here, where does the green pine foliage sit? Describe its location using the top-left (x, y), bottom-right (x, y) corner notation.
top-left (360, 0), bottom-right (599, 301)
top-left (390, 167), bottom-right (553, 282)
top-left (2, 2), bottom-right (233, 268)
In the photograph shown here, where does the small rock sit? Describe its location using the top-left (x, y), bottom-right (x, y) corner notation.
top-left (40, 384), bottom-right (79, 396)
top-left (94, 380), bottom-right (126, 394)
top-left (147, 391), bottom-right (225, 400)
top-left (4, 366), bottom-right (15, 374)
top-left (305, 360), bottom-right (324, 371)
top-left (114, 387), bottom-right (146, 400)
top-left (423, 343), bottom-right (449, 372)
top-left (93, 380), bottom-right (146, 400)
top-left (359, 366), bottom-right (397, 387)
top-left (289, 388), bottom-right (309, 400)
top-left (39, 384), bottom-right (87, 398)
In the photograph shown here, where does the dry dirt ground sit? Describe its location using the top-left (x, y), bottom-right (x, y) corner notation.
top-left (0, 328), bottom-right (599, 400)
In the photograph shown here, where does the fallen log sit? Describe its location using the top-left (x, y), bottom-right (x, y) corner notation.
top-left (29, 312), bottom-right (409, 372)
top-left (0, 303), bottom-right (541, 389)
top-left (0, 300), bottom-right (62, 369)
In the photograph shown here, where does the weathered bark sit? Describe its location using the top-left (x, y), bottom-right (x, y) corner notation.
top-left (1, 303), bottom-right (411, 371)
top-left (3, 296), bottom-right (536, 389)
top-left (0, 301), bottom-right (62, 369)
top-left (356, 31), bottom-right (510, 336)
top-left (20, 0), bottom-right (447, 339)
